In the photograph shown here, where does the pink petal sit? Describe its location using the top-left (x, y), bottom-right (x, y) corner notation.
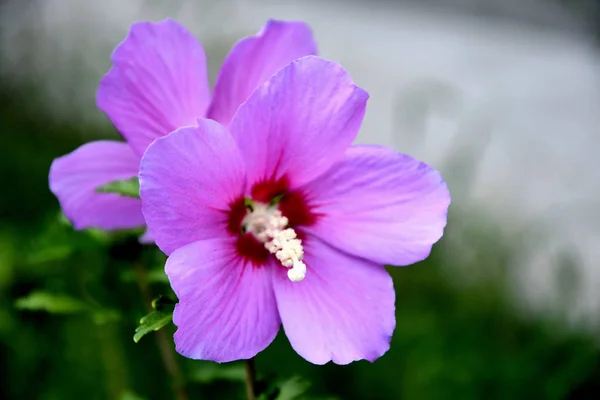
top-left (138, 229), bottom-right (154, 244)
top-left (139, 119), bottom-right (246, 255)
top-left (229, 56), bottom-right (368, 188)
top-left (303, 145), bottom-right (451, 266)
top-left (97, 19), bottom-right (211, 157)
top-left (168, 237), bottom-right (280, 362)
top-left (207, 19), bottom-right (317, 126)
top-left (49, 141), bottom-right (144, 231)
top-left (272, 235), bottom-right (395, 365)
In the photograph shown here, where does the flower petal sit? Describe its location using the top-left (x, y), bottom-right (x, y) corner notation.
top-left (303, 145), bottom-right (450, 266)
top-left (229, 56), bottom-right (368, 188)
top-left (97, 19), bottom-right (211, 157)
top-left (139, 229), bottom-right (154, 244)
top-left (168, 237), bottom-right (280, 362)
top-left (207, 19), bottom-right (317, 126)
top-left (139, 119), bottom-right (246, 255)
top-left (49, 141), bottom-right (144, 231)
top-left (272, 235), bottom-right (395, 365)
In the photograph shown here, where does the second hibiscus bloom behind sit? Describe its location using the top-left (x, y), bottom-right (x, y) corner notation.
top-left (49, 19), bottom-right (317, 240)
top-left (139, 56), bottom-right (451, 365)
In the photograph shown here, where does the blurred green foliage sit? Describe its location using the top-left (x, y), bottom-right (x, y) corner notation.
top-left (1, 77), bottom-right (599, 400)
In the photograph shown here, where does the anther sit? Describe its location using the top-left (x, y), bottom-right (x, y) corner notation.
top-left (243, 202), bottom-right (307, 282)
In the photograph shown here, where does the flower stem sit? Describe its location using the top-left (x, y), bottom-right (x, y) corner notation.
top-left (133, 261), bottom-right (188, 400)
top-left (244, 357), bottom-right (257, 400)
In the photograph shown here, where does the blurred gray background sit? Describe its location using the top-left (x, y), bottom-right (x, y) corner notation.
top-left (3, 0), bottom-right (599, 322)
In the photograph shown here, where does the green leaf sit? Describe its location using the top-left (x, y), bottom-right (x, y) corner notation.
top-left (57, 211), bottom-right (72, 226)
top-left (133, 310), bottom-right (172, 343)
top-left (14, 291), bottom-right (121, 324)
top-left (257, 375), bottom-right (313, 400)
top-left (14, 291), bottom-right (89, 314)
top-left (273, 376), bottom-right (311, 400)
top-left (133, 298), bottom-right (175, 343)
top-left (151, 295), bottom-right (176, 311)
top-left (96, 177), bottom-right (140, 198)
top-left (24, 245), bottom-right (73, 265)
top-left (147, 268), bottom-right (169, 283)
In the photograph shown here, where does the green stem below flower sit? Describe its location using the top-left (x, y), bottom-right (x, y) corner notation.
top-left (245, 357), bottom-right (257, 400)
top-left (133, 261), bottom-right (188, 400)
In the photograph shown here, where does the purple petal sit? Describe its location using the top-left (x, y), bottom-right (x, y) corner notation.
top-left (49, 141), bottom-right (144, 231)
top-left (303, 145), bottom-right (451, 266)
top-left (272, 235), bottom-right (395, 365)
top-left (139, 229), bottom-right (154, 244)
top-left (207, 19), bottom-right (317, 126)
top-left (139, 119), bottom-right (246, 255)
top-left (229, 56), bottom-right (368, 189)
top-left (168, 237), bottom-right (280, 362)
top-left (97, 19), bottom-right (211, 157)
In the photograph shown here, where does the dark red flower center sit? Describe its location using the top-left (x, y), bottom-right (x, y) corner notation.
top-left (226, 176), bottom-right (317, 266)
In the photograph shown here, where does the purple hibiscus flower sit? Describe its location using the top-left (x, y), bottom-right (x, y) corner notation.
top-left (49, 19), bottom-right (317, 240)
top-left (139, 56), bottom-right (451, 364)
